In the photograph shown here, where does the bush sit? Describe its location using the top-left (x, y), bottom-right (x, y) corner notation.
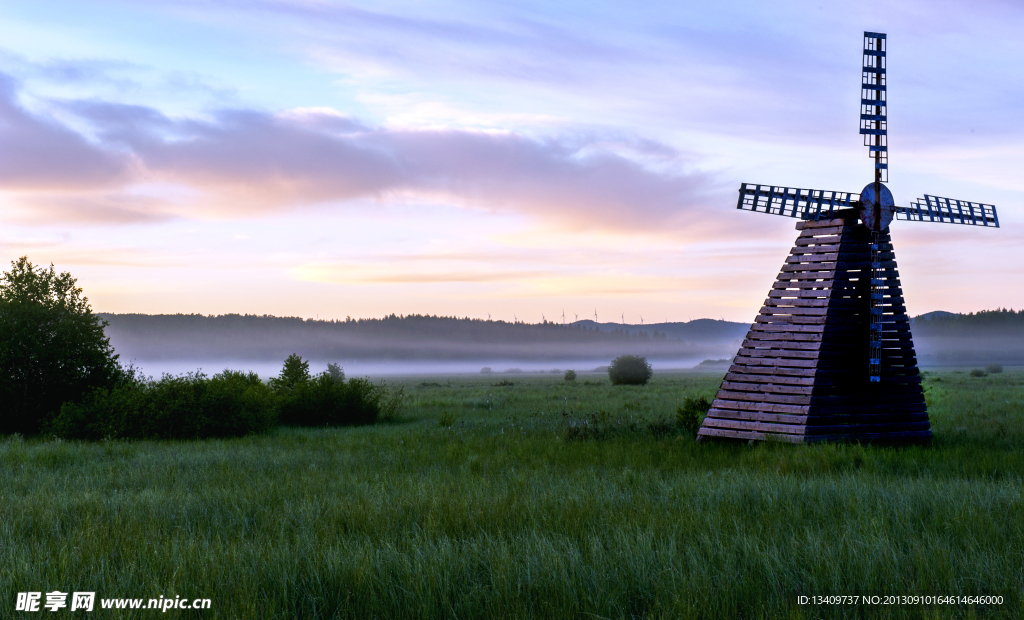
top-left (0, 257), bottom-right (125, 435)
top-left (676, 396), bottom-right (712, 436)
top-left (608, 355), bottom-right (653, 386)
top-left (274, 356), bottom-right (403, 427)
top-left (970, 369), bottom-right (987, 378)
top-left (564, 370), bottom-right (577, 383)
top-left (51, 370), bottom-right (277, 440)
top-left (986, 363), bottom-right (1004, 374)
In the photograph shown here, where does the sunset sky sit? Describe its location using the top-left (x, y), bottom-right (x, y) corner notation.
top-left (1, 0), bottom-right (1021, 323)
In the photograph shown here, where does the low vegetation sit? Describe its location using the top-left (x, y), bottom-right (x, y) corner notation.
top-left (3, 370), bottom-right (1022, 618)
top-left (608, 354), bottom-right (654, 385)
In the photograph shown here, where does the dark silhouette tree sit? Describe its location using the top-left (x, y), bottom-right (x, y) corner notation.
top-left (0, 257), bottom-right (123, 434)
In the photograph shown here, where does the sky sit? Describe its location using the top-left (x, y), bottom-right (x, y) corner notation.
top-left (0, 0), bottom-right (1021, 323)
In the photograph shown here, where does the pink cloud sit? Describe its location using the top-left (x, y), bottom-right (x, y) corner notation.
top-left (1, 75), bottom-right (723, 230)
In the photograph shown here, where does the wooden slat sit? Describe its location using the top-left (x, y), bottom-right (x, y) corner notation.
top-left (698, 427), bottom-right (805, 442)
top-left (794, 235), bottom-right (841, 246)
top-left (710, 399), bottom-right (810, 414)
top-left (724, 373), bottom-right (815, 386)
top-left (727, 365), bottom-right (817, 378)
top-left (720, 381), bottom-right (814, 395)
top-left (701, 418), bottom-right (807, 435)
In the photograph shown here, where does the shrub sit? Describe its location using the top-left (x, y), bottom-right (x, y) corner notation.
top-left (969, 369), bottom-right (987, 378)
top-left (51, 370), bottom-right (277, 440)
top-left (0, 257), bottom-right (125, 435)
top-left (49, 382), bottom-right (146, 441)
top-left (480, 367), bottom-right (493, 375)
top-left (608, 355), bottom-right (653, 386)
top-left (676, 396), bottom-right (712, 436)
top-left (564, 370), bottom-right (577, 383)
top-left (275, 355), bottom-right (402, 427)
top-left (986, 363), bottom-right (1004, 374)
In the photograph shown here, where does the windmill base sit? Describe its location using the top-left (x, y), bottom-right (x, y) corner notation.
top-left (697, 213), bottom-right (930, 445)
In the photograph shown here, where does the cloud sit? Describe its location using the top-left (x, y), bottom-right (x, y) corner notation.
top-left (0, 74), bottom-right (132, 190)
top-left (0, 74), bottom-right (721, 231)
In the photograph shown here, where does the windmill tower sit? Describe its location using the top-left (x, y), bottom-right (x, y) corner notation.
top-left (697, 32), bottom-right (999, 445)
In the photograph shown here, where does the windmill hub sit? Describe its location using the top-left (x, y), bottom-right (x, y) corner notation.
top-left (858, 181), bottom-right (894, 231)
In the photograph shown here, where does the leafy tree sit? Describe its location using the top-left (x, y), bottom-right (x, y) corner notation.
top-left (564, 369), bottom-right (577, 382)
top-left (271, 353), bottom-right (310, 392)
top-left (326, 362), bottom-right (346, 384)
top-left (0, 257), bottom-right (124, 434)
top-left (607, 355), bottom-right (653, 386)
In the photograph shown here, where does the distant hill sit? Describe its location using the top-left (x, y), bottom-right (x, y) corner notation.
top-left (909, 309), bottom-right (1024, 366)
top-left (99, 313), bottom-right (748, 364)
top-left (98, 309), bottom-right (1023, 367)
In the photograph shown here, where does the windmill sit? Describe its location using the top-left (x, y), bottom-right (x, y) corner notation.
top-left (698, 32), bottom-right (999, 445)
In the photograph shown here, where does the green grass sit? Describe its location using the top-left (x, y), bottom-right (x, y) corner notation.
top-left (3, 370), bottom-right (1023, 618)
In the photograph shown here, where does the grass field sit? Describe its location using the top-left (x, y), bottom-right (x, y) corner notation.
top-left (3, 369), bottom-right (1023, 618)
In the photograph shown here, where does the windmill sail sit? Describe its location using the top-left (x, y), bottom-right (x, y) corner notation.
top-left (861, 32), bottom-right (887, 182)
top-left (896, 196), bottom-right (999, 227)
top-left (737, 183), bottom-right (858, 220)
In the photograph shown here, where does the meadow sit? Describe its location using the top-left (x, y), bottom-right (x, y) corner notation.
top-left (2, 369), bottom-right (1023, 619)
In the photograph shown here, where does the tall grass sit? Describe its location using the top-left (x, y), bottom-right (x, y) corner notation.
top-left (2, 370), bottom-right (1023, 618)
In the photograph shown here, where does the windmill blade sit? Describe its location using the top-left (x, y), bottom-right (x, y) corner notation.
top-left (861, 32), bottom-right (888, 182)
top-left (896, 196), bottom-right (999, 227)
top-left (737, 183), bottom-right (859, 220)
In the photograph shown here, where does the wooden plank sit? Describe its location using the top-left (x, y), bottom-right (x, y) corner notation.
top-left (759, 305), bottom-right (829, 316)
top-left (794, 235), bottom-right (841, 246)
top-left (796, 219), bottom-right (846, 230)
top-left (764, 298), bottom-right (831, 308)
top-left (804, 421), bottom-right (931, 435)
top-left (754, 315), bottom-right (827, 325)
top-left (809, 402), bottom-right (926, 415)
top-left (749, 323), bottom-right (827, 333)
top-left (698, 427), bottom-right (805, 443)
top-left (711, 398), bottom-right (810, 414)
top-left (724, 373), bottom-right (815, 386)
top-left (707, 409), bottom-right (810, 424)
top-left (702, 418), bottom-right (807, 434)
top-left (745, 331), bottom-right (823, 342)
top-left (785, 253), bottom-right (840, 264)
top-left (733, 356), bottom-right (818, 369)
top-left (720, 381), bottom-right (814, 396)
top-left (742, 339), bottom-right (821, 351)
top-left (728, 365), bottom-right (816, 378)
top-left (717, 390), bottom-right (812, 405)
top-left (738, 348), bottom-right (819, 360)
top-left (767, 289), bottom-right (831, 298)
top-left (780, 263), bottom-right (836, 273)
top-left (805, 412), bottom-right (929, 425)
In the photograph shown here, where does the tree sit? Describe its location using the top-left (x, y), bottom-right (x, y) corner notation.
top-left (326, 362), bottom-right (346, 384)
top-left (608, 355), bottom-right (653, 386)
top-left (0, 257), bottom-right (124, 434)
top-left (270, 353), bottom-right (310, 392)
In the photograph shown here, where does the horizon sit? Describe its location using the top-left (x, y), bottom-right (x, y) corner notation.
top-left (2, 1), bottom-right (1021, 323)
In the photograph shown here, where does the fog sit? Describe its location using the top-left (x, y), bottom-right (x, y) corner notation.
top-left (124, 357), bottom-right (719, 380)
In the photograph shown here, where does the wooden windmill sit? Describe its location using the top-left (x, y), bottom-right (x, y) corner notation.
top-left (697, 32), bottom-right (1000, 444)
